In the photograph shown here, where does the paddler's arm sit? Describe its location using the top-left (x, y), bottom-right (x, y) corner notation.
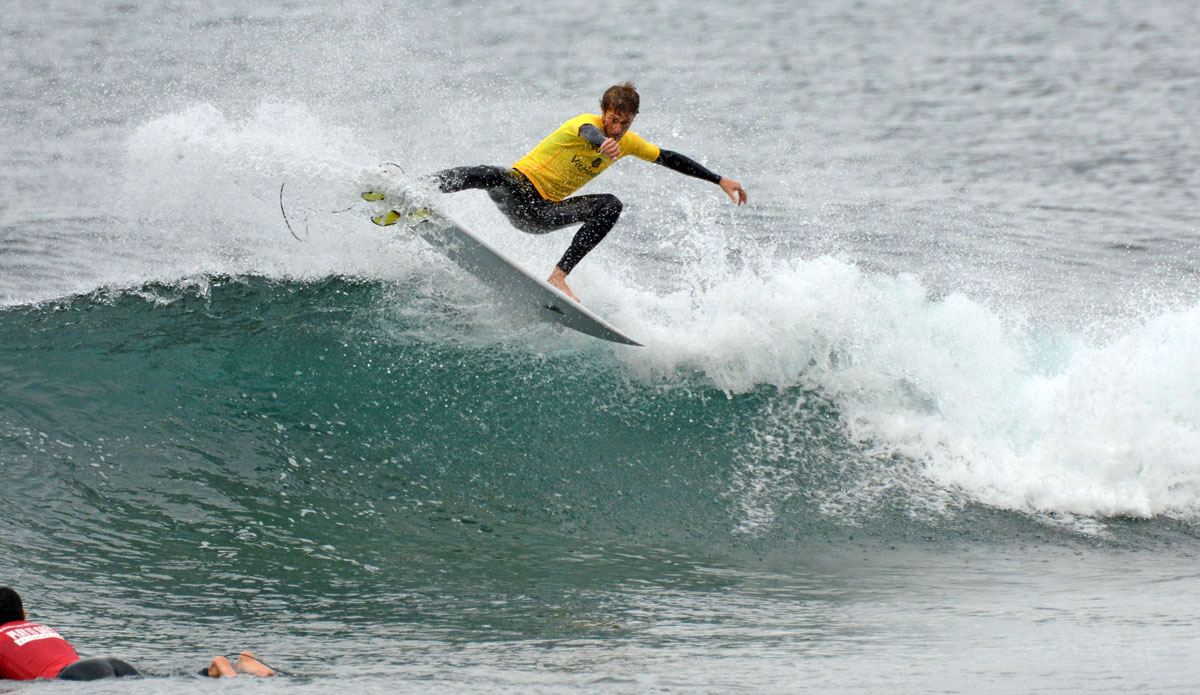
top-left (655, 149), bottom-right (748, 206)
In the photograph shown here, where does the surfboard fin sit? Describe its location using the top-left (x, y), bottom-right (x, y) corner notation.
top-left (361, 191), bottom-right (387, 202)
top-left (371, 210), bottom-right (402, 226)
top-left (370, 207), bottom-right (433, 226)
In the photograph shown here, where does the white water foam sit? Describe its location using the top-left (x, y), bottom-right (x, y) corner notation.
top-left (117, 101), bottom-right (411, 281)
top-left (606, 250), bottom-right (1200, 522)
top-left (919, 302), bottom-right (1200, 519)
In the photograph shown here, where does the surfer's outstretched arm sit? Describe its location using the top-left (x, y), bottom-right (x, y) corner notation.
top-left (653, 150), bottom-right (747, 205)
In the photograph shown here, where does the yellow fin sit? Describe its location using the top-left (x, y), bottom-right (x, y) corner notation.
top-left (371, 210), bottom-right (401, 226)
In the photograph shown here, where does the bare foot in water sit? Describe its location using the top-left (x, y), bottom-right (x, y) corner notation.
top-left (234, 651), bottom-right (276, 677)
top-left (547, 267), bottom-right (580, 303)
top-left (206, 656), bottom-right (237, 678)
top-left (206, 651), bottom-right (276, 678)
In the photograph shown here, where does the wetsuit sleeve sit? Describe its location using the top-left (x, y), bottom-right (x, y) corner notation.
top-left (578, 123), bottom-right (606, 147)
top-left (654, 149), bottom-right (722, 184)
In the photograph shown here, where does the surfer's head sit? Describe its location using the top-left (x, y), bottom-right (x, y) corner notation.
top-left (600, 83), bottom-right (639, 140)
top-left (0, 587), bottom-right (25, 624)
top-left (600, 109), bottom-right (635, 141)
top-left (601, 82), bottom-right (640, 115)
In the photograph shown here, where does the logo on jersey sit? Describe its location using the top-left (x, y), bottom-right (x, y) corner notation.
top-left (570, 154), bottom-right (604, 174)
top-left (3, 624), bottom-right (65, 647)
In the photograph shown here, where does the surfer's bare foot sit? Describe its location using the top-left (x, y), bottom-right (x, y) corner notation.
top-left (206, 656), bottom-right (237, 678)
top-left (547, 267), bottom-right (581, 303)
top-left (233, 651), bottom-right (276, 677)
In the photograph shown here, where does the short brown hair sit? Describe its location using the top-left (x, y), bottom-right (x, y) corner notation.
top-left (600, 82), bottom-right (640, 115)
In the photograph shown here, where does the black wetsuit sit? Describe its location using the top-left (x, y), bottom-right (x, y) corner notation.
top-left (57, 657), bottom-right (141, 680)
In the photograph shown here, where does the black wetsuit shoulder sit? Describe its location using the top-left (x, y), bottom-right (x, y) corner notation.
top-left (578, 123), bottom-right (606, 147)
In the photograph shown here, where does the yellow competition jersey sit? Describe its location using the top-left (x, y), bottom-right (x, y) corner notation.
top-left (513, 114), bottom-right (661, 202)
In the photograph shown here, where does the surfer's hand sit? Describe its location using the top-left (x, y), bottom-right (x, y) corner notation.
top-left (599, 138), bottom-right (621, 161)
top-left (720, 178), bottom-right (747, 206)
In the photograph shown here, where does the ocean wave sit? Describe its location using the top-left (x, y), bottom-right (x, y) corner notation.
top-left (4, 269), bottom-right (1198, 535)
top-left (3, 101), bottom-right (1197, 535)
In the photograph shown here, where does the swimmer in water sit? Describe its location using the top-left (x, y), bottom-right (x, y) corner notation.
top-left (0, 586), bottom-right (140, 681)
top-left (0, 587), bottom-right (276, 681)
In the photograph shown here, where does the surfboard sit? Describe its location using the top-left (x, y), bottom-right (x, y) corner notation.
top-left (361, 175), bottom-right (642, 347)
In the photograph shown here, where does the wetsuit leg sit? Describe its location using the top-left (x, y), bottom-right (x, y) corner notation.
top-left (57, 657), bottom-right (142, 680)
top-left (484, 172), bottom-right (623, 273)
top-left (525, 194), bottom-right (622, 274)
top-left (436, 166), bottom-right (624, 274)
top-left (434, 165), bottom-right (512, 193)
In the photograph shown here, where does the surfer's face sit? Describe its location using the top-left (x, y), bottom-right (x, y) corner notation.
top-left (601, 109), bottom-right (635, 140)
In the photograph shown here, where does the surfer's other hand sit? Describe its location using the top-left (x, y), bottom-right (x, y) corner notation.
top-left (719, 178), bottom-right (747, 206)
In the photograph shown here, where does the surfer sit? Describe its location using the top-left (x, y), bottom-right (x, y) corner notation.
top-left (433, 82), bottom-right (748, 301)
top-left (0, 587), bottom-right (275, 681)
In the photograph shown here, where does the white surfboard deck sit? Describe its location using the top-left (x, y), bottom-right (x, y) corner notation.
top-left (363, 180), bottom-right (642, 347)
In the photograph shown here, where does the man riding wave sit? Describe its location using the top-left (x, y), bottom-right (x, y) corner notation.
top-left (431, 82), bottom-right (747, 301)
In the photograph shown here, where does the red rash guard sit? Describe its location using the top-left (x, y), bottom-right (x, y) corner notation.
top-left (0, 621), bottom-right (79, 680)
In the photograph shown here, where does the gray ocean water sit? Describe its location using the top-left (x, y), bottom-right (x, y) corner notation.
top-left (3, 0), bottom-right (1200, 692)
